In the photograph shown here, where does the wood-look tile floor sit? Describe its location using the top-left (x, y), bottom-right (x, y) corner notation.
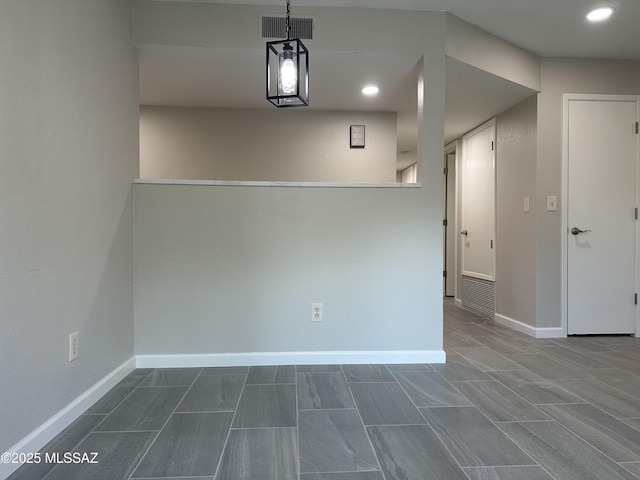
top-left (9, 303), bottom-right (640, 480)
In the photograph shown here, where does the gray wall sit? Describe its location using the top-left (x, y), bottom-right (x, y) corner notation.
top-left (140, 107), bottom-right (397, 182)
top-left (536, 58), bottom-right (640, 328)
top-left (445, 14), bottom-right (540, 92)
top-left (134, 185), bottom-right (439, 354)
top-left (0, 0), bottom-right (138, 453)
top-left (496, 96), bottom-right (538, 327)
top-left (133, 3), bottom-right (447, 360)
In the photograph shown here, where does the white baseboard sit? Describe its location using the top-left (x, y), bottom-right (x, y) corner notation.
top-left (455, 298), bottom-right (462, 308)
top-left (0, 357), bottom-right (136, 480)
top-left (494, 313), bottom-right (565, 338)
top-left (136, 350), bottom-right (446, 368)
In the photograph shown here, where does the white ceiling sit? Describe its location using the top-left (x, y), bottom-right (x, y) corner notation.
top-left (152, 0), bottom-right (640, 59)
top-left (140, 0), bottom-right (638, 169)
top-left (141, 47), bottom-right (421, 112)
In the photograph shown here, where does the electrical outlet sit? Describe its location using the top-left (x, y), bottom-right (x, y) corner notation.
top-left (523, 197), bottom-right (530, 213)
top-left (69, 332), bottom-right (79, 361)
top-left (311, 303), bottom-right (323, 322)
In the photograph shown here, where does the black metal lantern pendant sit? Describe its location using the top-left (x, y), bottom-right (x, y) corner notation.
top-left (266, 0), bottom-right (309, 107)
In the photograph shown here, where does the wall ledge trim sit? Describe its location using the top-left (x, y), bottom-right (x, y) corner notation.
top-left (134, 178), bottom-right (422, 188)
top-left (0, 358), bottom-right (136, 479)
top-left (495, 313), bottom-right (565, 339)
top-left (136, 350), bottom-right (446, 368)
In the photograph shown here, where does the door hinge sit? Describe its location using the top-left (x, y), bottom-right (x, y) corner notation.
top-left (444, 167), bottom-right (449, 175)
top-left (491, 141), bottom-right (494, 151)
top-left (443, 219), bottom-right (448, 226)
top-left (490, 239), bottom-right (493, 249)
top-left (635, 293), bottom-right (637, 305)
top-left (636, 207), bottom-right (638, 220)
top-left (636, 121), bottom-right (639, 134)
top-left (443, 270), bottom-right (448, 278)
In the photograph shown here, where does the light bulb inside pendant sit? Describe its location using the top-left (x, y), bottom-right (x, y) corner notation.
top-left (279, 44), bottom-right (297, 95)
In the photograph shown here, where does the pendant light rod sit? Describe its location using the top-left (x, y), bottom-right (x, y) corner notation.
top-left (285, 0), bottom-right (291, 40)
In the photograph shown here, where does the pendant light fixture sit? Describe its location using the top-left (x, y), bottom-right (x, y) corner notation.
top-left (266, 0), bottom-right (309, 107)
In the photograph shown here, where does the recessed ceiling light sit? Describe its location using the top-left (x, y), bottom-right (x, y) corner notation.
top-left (362, 85), bottom-right (379, 96)
top-left (586, 6), bottom-right (614, 22)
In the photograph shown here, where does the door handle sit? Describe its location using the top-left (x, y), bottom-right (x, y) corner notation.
top-left (571, 227), bottom-right (592, 235)
top-left (461, 230), bottom-right (468, 236)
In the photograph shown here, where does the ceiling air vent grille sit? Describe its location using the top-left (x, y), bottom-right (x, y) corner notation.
top-left (261, 16), bottom-right (313, 40)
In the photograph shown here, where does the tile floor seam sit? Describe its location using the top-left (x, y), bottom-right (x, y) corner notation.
top-left (77, 429), bottom-right (161, 434)
top-left (211, 369), bottom-right (248, 480)
top-left (389, 368), bottom-right (475, 478)
top-left (87, 376), bottom-right (148, 414)
top-left (229, 425), bottom-right (300, 430)
top-left (39, 423), bottom-right (101, 480)
top-left (244, 382), bottom-right (296, 385)
top-left (341, 365), bottom-right (386, 479)
top-left (487, 373), bottom-right (592, 407)
top-left (429, 403), bottom-right (541, 468)
top-left (503, 417), bottom-right (640, 476)
top-left (125, 368), bottom-right (203, 480)
top-left (172, 409), bottom-right (235, 414)
top-left (491, 421), bottom-right (563, 480)
top-left (548, 377), bottom-right (640, 417)
top-left (537, 403), bottom-right (640, 461)
top-left (40, 372), bottom-right (154, 480)
top-left (295, 365), bottom-right (301, 480)
top-left (297, 407), bottom-right (359, 411)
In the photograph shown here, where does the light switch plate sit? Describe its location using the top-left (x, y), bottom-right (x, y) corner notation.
top-left (546, 195), bottom-right (558, 212)
top-left (524, 197), bottom-right (530, 213)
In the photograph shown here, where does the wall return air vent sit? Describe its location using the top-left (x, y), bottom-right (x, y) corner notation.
top-left (261, 15), bottom-right (313, 40)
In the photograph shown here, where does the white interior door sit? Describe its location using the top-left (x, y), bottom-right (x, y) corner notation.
top-left (567, 98), bottom-right (638, 335)
top-left (461, 119), bottom-right (496, 281)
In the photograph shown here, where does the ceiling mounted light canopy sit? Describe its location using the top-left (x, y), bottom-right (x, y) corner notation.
top-left (586, 6), bottom-right (614, 22)
top-left (266, 0), bottom-right (309, 108)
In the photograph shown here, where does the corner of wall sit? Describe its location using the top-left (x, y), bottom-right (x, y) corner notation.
top-left (445, 13), bottom-right (541, 92)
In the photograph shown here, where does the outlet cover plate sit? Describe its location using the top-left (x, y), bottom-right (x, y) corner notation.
top-left (69, 331), bottom-right (79, 362)
top-left (311, 303), bottom-right (323, 322)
